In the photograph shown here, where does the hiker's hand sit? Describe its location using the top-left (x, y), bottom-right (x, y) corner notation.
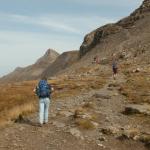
top-left (51, 87), bottom-right (54, 92)
top-left (33, 88), bottom-right (36, 93)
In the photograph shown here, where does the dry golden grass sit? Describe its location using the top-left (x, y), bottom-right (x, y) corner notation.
top-left (82, 102), bottom-right (94, 109)
top-left (75, 119), bottom-right (96, 129)
top-left (120, 64), bottom-right (150, 104)
top-left (0, 69), bottom-right (107, 127)
top-left (73, 101), bottom-right (99, 130)
top-left (52, 76), bottom-right (106, 99)
top-left (0, 81), bottom-right (37, 126)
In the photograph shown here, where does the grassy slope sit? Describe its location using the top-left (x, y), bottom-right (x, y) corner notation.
top-left (119, 62), bottom-right (150, 104)
top-left (0, 65), bottom-right (107, 126)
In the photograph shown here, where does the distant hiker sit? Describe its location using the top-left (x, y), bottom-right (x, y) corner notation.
top-left (35, 77), bottom-right (53, 126)
top-left (92, 55), bottom-right (100, 64)
top-left (112, 59), bottom-right (118, 80)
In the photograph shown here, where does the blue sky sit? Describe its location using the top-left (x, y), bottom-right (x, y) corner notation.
top-left (0, 0), bottom-right (143, 76)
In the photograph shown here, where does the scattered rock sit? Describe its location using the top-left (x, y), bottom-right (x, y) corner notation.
top-left (50, 113), bottom-right (57, 118)
top-left (113, 93), bottom-right (119, 96)
top-left (122, 128), bottom-right (140, 139)
top-left (133, 68), bottom-right (141, 73)
top-left (107, 87), bottom-right (114, 91)
top-left (57, 111), bottom-right (73, 117)
top-left (108, 83), bottom-right (120, 88)
top-left (91, 121), bottom-right (99, 128)
top-left (52, 121), bottom-right (66, 128)
top-left (100, 126), bottom-right (120, 135)
top-left (56, 108), bottom-right (62, 111)
top-left (98, 136), bottom-right (106, 142)
top-left (69, 128), bottom-right (84, 139)
top-left (124, 104), bottom-right (150, 115)
top-left (133, 135), bottom-right (141, 141)
top-left (93, 93), bottom-right (111, 99)
top-left (97, 143), bottom-right (106, 148)
top-left (18, 126), bottom-right (25, 131)
top-left (74, 108), bottom-right (93, 120)
top-left (139, 133), bottom-right (150, 144)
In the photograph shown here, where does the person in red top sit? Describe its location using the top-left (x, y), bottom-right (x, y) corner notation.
top-left (93, 55), bottom-right (100, 64)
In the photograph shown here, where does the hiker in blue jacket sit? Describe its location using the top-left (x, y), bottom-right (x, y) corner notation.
top-left (35, 76), bottom-right (53, 126)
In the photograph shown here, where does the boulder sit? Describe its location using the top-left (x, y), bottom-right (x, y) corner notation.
top-left (58, 111), bottom-right (74, 117)
top-left (52, 121), bottom-right (66, 128)
top-left (124, 104), bottom-right (150, 115)
top-left (69, 128), bottom-right (84, 139)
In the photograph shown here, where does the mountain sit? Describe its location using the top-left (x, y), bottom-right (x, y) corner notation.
top-left (0, 49), bottom-right (59, 82)
top-left (79, 0), bottom-right (150, 64)
top-left (1, 0), bottom-right (149, 82)
top-left (43, 50), bottom-right (79, 77)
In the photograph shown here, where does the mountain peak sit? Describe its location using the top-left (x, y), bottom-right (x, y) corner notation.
top-left (36, 49), bottom-right (59, 64)
top-left (0, 49), bottom-right (60, 82)
top-left (44, 49), bottom-right (59, 57)
top-left (143, 0), bottom-right (150, 7)
top-left (131, 0), bottom-right (150, 16)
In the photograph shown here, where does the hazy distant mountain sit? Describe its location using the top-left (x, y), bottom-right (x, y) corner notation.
top-left (43, 51), bottom-right (79, 77)
top-left (0, 49), bottom-right (59, 82)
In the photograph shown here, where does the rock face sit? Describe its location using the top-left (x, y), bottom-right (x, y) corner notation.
top-left (79, 0), bottom-right (150, 64)
top-left (43, 50), bottom-right (79, 77)
top-left (79, 24), bottom-right (123, 57)
top-left (0, 49), bottom-right (59, 82)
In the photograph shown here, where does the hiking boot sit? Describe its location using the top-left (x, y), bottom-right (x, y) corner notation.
top-left (37, 123), bottom-right (43, 127)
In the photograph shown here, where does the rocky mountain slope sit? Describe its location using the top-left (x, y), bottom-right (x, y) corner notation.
top-left (43, 51), bottom-right (79, 77)
top-left (79, 0), bottom-right (150, 64)
top-left (0, 49), bottom-right (59, 82)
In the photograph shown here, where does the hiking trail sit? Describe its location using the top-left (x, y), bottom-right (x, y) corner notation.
top-left (0, 73), bottom-right (148, 150)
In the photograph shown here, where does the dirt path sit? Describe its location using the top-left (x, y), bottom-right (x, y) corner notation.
top-left (0, 74), bottom-right (148, 150)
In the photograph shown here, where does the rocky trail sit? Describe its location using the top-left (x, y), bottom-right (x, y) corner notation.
top-left (0, 73), bottom-right (149, 150)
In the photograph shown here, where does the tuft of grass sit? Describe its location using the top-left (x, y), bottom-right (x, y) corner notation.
top-left (119, 74), bottom-right (150, 103)
top-left (73, 103), bottom-right (98, 130)
top-left (8, 103), bottom-right (36, 120)
top-left (75, 119), bottom-right (95, 129)
top-left (0, 81), bottom-right (38, 126)
top-left (74, 108), bottom-right (86, 119)
top-left (82, 102), bottom-right (94, 109)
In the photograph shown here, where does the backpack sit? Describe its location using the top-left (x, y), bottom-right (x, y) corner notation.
top-left (37, 80), bottom-right (50, 98)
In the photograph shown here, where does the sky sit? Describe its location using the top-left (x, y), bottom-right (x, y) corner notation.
top-left (0, 0), bottom-right (143, 77)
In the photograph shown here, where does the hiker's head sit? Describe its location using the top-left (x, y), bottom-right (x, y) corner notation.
top-left (41, 76), bottom-right (47, 81)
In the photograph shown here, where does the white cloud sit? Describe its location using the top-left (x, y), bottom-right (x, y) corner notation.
top-left (0, 13), bottom-right (81, 34)
top-left (0, 12), bottom-right (116, 34)
top-left (61, 0), bottom-right (142, 7)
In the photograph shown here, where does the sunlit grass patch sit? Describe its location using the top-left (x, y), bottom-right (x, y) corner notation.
top-left (0, 68), bottom-right (107, 127)
top-left (75, 119), bottom-right (96, 129)
top-left (0, 81), bottom-right (37, 126)
top-left (120, 68), bottom-right (150, 104)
